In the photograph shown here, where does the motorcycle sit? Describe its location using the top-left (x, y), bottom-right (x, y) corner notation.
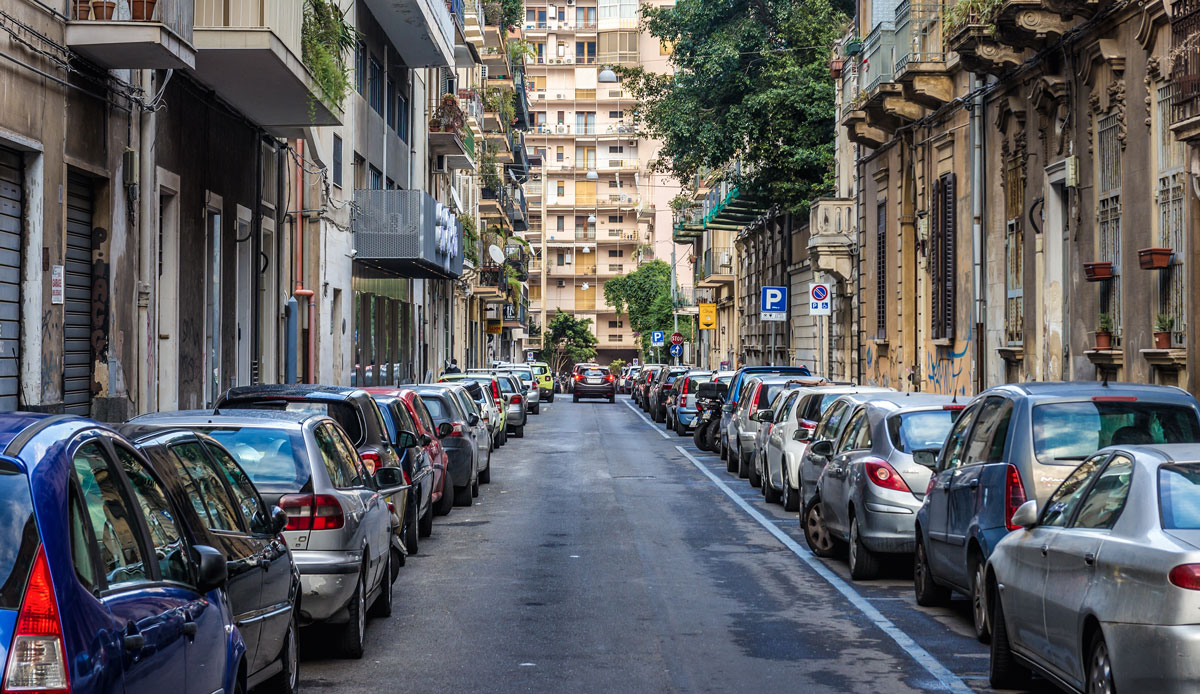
top-left (692, 381), bottom-right (728, 452)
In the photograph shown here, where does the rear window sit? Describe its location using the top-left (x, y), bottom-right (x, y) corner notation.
top-left (531, 365), bottom-right (549, 375)
top-left (419, 396), bottom-right (450, 421)
top-left (225, 399), bottom-right (365, 446)
top-left (1160, 464), bottom-right (1200, 529)
top-left (584, 368), bottom-right (609, 377)
top-left (496, 378), bottom-right (516, 393)
top-left (888, 410), bottom-right (956, 455)
top-left (199, 427), bottom-right (311, 492)
top-left (0, 463), bottom-right (35, 609)
top-left (758, 384), bottom-right (786, 406)
top-left (1033, 401), bottom-right (1200, 463)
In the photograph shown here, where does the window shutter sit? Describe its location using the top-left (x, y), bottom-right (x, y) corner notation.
top-left (876, 201), bottom-right (887, 339)
top-left (932, 173), bottom-right (957, 341)
top-left (944, 173), bottom-right (957, 339)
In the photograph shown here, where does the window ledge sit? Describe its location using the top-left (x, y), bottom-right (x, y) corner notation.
top-left (1140, 348), bottom-right (1187, 369)
top-left (932, 338), bottom-right (954, 347)
top-left (1084, 349), bottom-right (1124, 368)
top-left (997, 346), bottom-right (1024, 362)
top-left (871, 338), bottom-right (889, 347)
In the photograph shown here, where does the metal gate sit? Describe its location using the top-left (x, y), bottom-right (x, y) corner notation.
top-left (64, 171), bottom-right (93, 415)
top-left (0, 148), bottom-right (22, 409)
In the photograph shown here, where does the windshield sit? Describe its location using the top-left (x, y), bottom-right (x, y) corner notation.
top-left (888, 410), bottom-right (956, 456)
top-left (1160, 464), bottom-right (1200, 529)
top-left (531, 365), bottom-right (549, 376)
top-left (1032, 401), bottom-right (1200, 462)
top-left (200, 427), bottom-right (311, 492)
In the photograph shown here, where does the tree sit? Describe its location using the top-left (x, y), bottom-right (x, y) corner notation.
top-left (604, 260), bottom-right (695, 356)
top-left (543, 310), bottom-right (599, 373)
top-left (608, 358), bottom-right (627, 373)
top-left (619, 0), bottom-right (845, 213)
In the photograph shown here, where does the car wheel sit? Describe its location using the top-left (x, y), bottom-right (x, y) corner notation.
top-left (737, 445), bottom-right (750, 479)
top-left (531, 404), bottom-right (540, 415)
top-left (340, 569), bottom-right (367, 658)
top-left (804, 497), bottom-right (838, 558)
top-left (405, 504), bottom-right (420, 556)
top-left (913, 538), bottom-right (950, 606)
top-left (971, 556), bottom-right (992, 643)
top-left (848, 515), bottom-right (880, 580)
top-left (608, 393), bottom-right (615, 403)
top-left (988, 590), bottom-right (1031, 690)
top-left (418, 504), bottom-right (433, 538)
top-left (435, 472), bottom-right (454, 516)
top-left (370, 552), bottom-right (393, 618)
top-left (548, 393), bottom-right (554, 403)
top-left (573, 393), bottom-right (580, 402)
top-left (479, 457), bottom-right (491, 484)
top-left (472, 474), bottom-right (480, 497)
top-left (725, 441), bottom-right (738, 474)
top-left (454, 483), bottom-right (474, 506)
top-left (515, 425), bottom-right (525, 438)
top-left (782, 467), bottom-right (799, 512)
top-left (747, 451), bottom-right (761, 487)
top-left (674, 415), bottom-right (687, 436)
top-left (261, 612), bottom-right (299, 694)
top-left (763, 464), bottom-right (782, 504)
top-left (1087, 632), bottom-right (1115, 694)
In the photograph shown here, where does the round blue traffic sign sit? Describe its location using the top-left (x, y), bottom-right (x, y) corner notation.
top-left (669, 343), bottom-right (683, 357)
top-left (812, 284), bottom-right (829, 301)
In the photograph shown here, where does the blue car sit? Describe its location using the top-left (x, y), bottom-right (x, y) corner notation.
top-left (0, 413), bottom-right (244, 694)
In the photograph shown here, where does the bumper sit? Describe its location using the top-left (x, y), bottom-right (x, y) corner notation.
top-left (1107, 622), bottom-right (1200, 693)
top-left (293, 550), bottom-right (362, 624)
top-left (506, 406), bottom-right (525, 424)
top-left (575, 384), bottom-right (615, 398)
top-left (444, 447), bottom-right (474, 486)
top-left (539, 387), bottom-right (554, 398)
top-left (677, 410), bottom-right (698, 427)
top-left (857, 497), bottom-right (921, 554)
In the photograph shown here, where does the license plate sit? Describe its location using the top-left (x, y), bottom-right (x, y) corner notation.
top-left (587, 378), bottom-right (600, 384)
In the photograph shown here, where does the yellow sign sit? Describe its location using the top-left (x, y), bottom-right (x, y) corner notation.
top-left (698, 303), bottom-right (717, 330)
top-left (486, 319), bottom-right (503, 335)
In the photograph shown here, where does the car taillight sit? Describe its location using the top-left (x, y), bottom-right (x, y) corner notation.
top-left (361, 451), bottom-right (380, 474)
top-left (943, 404), bottom-right (965, 412)
top-left (799, 419), bottom-right (817, 431)
top-left (865, 459), bottom-right (911, 492)
top-left (492, 381), bottom-right (501, 399)
top-left (747, 384), bottom-right (762, 418)
top-left (605, 374), bottom-right (615, 382)
top-left (279, 494), bottom-right (345, 531)
top-left (1170, 564), bottom-right (1200, 590)
top-left (1004, 464), bottom-right (1027, 531)
top-left (447, 422), bottom-right (467, 437)
top-left (663, 383), bottom-right (673, 390)
top-left (925, 476), bottom-right (938, 496)
top-left (512, 394), bottom-right (523, 404)
top-left (574, 373), bottom-right (582, 380)
top-left (3, 545), bottom-right (69, 694)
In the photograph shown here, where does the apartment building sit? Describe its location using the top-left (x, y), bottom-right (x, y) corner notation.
top-left (522, 0), bottom-right (685, 363)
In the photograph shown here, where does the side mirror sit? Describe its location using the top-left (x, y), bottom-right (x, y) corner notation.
top-left (722, 403), bottom-right (735, 413)
top-left (395, 430), bottom-right (417, 449)
top-left (269, 505), bottom-right (288, 534)
top-left (808, 439), bottom-right (834, 458)
top-left (754, 409), bottom-right (775, 423)
top-left (192, 545), bottom-right (228, 593)
top-left (437, 421), bottom-right (454, 438)
top-left (419, 434), bottom-right (432, 447)
top-left (793, 428), bottom-right (812, 442)
top-left (1011, 499), bottom-right (1039, 529)
top-left (374, 466), bottom-right (410, 496)
top-left (468, 413), bottom-right (480, 426)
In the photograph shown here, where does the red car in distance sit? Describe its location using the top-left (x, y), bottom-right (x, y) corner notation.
top-left (367, 389), bottom-right (455, 533)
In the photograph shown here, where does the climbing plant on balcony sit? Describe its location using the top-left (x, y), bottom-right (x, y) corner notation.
top-left (480, 139), bottom-right (502, 191)
top-left (942, 0), bottom-right (1004, 34)
top-left (461, 214), bottom-right (480, 266)
top-left (301, 0), bottom-right (356, 110)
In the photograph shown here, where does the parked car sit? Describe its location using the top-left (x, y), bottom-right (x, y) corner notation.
top-left (764, 385), bottom-right (895, 511)
top-left (495, 372), bottom-right (529, 437)
top-left (915, 382), bottom-right (1200, 642)
top-left (719, 366), bottom-right (814, 464)
top-left (500, 364), bottom-right (541, 415)
top-left (414, 386), bottom-right (482, 506)
top-left (439, 374), bottom-right (507, 448)
top-left (987, 443), bottom-right (1200, 693)
top-left (667, 370), bottom-right (712, 436)
top-left (731, 375), bottom-right (828, 483)
top-left (120, 426), bottom-right (302, 692)
top-left (0, 413), bottom-right (242, 694)
top-left (126, 410), bottom-right (407, 658)
top-left (636, 365), bottom-right (664, 408)
top-left (574, 366), bottom-right (617, 401)
top-left (529, 360), bottom-right (555, 402)
top-left (621, 365), bottom-right (642, 394)
top-left (435, 382), bottom-right (494, 481)
top-left (364, 389), bottom-right (442, 542)
top-left (804, 394), bottom-right (959, 579)
top-left (650, 366), bottom-right (690, 423)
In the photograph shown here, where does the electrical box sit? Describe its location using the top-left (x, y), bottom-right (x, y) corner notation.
top-left (123, 148), bottom-right (138, 187)
top-left (1065, 155), bottom-right (1078, 188)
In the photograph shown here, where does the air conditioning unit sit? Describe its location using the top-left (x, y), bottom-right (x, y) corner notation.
top-left (565, 57), bottom-right (575, 64)
top-left (556, 124), bottom-right (568, 133)
top-left (537, 92), bottom-right (546, 100)
top-left (555, 93), bottom-right (565, 99)
top-left (720, 252), bottom-right (732, 268)
top-left (566, 0), bottom-right (574, 5)
top-left (556, 280), bottom-right (566, 287)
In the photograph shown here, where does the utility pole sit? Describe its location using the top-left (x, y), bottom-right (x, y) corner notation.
top-left (671, 240), bottom-right (678, 332)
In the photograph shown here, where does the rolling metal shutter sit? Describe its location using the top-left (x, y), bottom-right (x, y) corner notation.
top-left (0, 148), bottom-right (21, 409)
top-left (64, 171), bottom-right (93, 415)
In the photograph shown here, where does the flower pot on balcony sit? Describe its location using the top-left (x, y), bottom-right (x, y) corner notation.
top-left (1083, 261), bottom-right (1113, 282)
top-left (1138, 247), bottom-right (1173, 270)
top-left (1094, 330), bottom-right (1112, 350)
top-left (73, 0), bottom-right (90, 19)
top-left (1154, 331), bottom-right (1173, 349)
top-left (844, 40), bottom-right (863, 56)
top-left (829, 58), bottom-right (844, 78)
top-left (130, 0), bottom-right (157, 20)
top-left (89, 0), bottom-right (115, 19)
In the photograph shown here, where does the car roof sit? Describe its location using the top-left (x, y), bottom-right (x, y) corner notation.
top-left (981, 381), bottom-right (1194, 400)
top-left (857, 393), bottom-right (961, 412)
top-left (127, 409), bottom-right (317, 430)
top-left (221, 384), bottom-right (365, 400)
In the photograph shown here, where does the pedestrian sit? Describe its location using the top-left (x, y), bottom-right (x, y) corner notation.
top-left (445, 358), bottom-right (461, 374)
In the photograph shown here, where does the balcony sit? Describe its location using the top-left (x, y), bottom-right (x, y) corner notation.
top-left (352, 190), bottom-right (464, 280)
top-left (363, 0), bottom-right (454, 67)
top-left (993, 0), bottom-right (1078, 47)
top-left (192, 0), bottom-right (341, 134)
top-left (858, 24), bottom-right (923, 128)
top-left (945, 9), bottom-right (1028, 76)
top-left (429, 97), bottom-right (476, 170)
top-left (808, 198), bottom-right (857, 280)
top-left (893, 2), bottom-right (954, 107)
top-left (66, 0), bottom-right (195, 69)
top-left (475, 263), bottom-right (507, 299)
top-left (698, 246), bottom-right (734, 287)
top-left (1173, 0), bottom-right (1200, 141)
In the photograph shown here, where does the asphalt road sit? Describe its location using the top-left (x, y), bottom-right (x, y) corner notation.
top-left (300, 395), bottom-right (1056, 694)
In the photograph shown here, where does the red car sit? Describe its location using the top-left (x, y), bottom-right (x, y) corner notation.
top-left (367, 389), bottom-right (455, 531)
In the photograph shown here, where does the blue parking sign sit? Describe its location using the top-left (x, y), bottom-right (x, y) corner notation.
top-left (669, 343), bottom-right (683, 357)
top-left (651, 330), bottom-right (665, 346)
top-left (760, 286), bottom-right (787, 322)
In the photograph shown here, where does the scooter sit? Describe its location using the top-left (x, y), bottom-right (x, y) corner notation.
top-left (692, 381), bottom-right (727, 452)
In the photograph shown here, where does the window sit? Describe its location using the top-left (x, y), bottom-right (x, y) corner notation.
top-left (369, 165), bottom-right (383, 190)
top-left (115, 446), bottom-right (191, 584)
top-left (1032, 400), bottom-right (1200, 463)
top-left (332, 135), bottom-right (343, 188)
top-left (167, 442), bottom-right (242, 532)
top-left (875, 200), bottom-right (886, 338)
top-left (607, 320), bottom-right (623, 328)
top-left (609, 215), bottom-right (623, 223)
top-left (200, 427), bottom-right (308, 489)
top-left (1041, 453), bottom-right (1108, 527)
top-left (575, 6), bottom-right (596, 27)
top-left (1097, 111), bottom-right (1122, 336)
top-left (355, 41), bottom-right (366, 95)
top-left (887, 410), bottom-right (957, 456)
top-left (937, 403), bottom-right (979, 471)
top-left (72, 442), bottom-right (148, 588)
top-left (557, 183), bottom-right (565, 197)
top-left (203, 442), bottom-right (266, 532)
top-left (1073, 455), bottom-right (1133, 529)
top-left (314, 424), bottom-right (361, 489)
top-left (598, 31), bottom-right (638, 63)
top-left (814, 400), bottom-right (851, 443)
top-left (609, 110), bottom-right (623, 119)
top-left (931, 173), bottom-right (957, 340)
top-left (608, 145), bottom-right (624, 154)
top-left (608, 180), bottom-right (618, 188)
top-left (397, 89), bottom-right (410, 143)
top-left (607, 249), bottom-right (624, 257)
top-left (1157, 84), bottom-right (1186, 346)
top-left (556, 215), bottom-right (565, 230)
top-left (1159, 463), bottom-right (1200, 529)
top-left (556, 251), bottom-right (565, 266)
top-left (368, 57), bottom-right (383, 114)
top-left (837, 409), bottom-right (868, 453)
top-left (329, 426), bottom-right (370, 483)
top-left (963, 397), bottom-right (1012, 465)
top-left (411, 397), bottom-right (437, 434)
top-left (556, 146), bottom-right (564, 162)
top-left (386, 78), bottom-right (396, 130)
top-left (575, 41), bottom-right (596, 63)
top-left (660, 40), bottom-right (674, 55)
top-left (353, 153), bottom-right (366, 190)
top-left (1005, 154), bottom-right (1024, 345)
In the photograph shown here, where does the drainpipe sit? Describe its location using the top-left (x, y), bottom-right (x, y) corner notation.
top-left (294, 139), bottom-right (314, 383)
top-left (137, 69), bottom-right (156, 413)
top-left (970, 75), bottom-right (986, 393)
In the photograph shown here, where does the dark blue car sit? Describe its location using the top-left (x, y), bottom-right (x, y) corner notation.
top-left (0, 413), bottom-right (244, 694)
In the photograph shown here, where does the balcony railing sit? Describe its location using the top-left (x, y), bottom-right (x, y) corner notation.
top-left (195, 0), bottom-right (300, 56)
top-left (701, 246), bottom-right (734, 279)
top-left (352, 190), bottom-right (464, 279)
top-left (894, 1), bottom-right (945, 71)
top-left (66, 0), bottom-right (195, 69)
top-left (861, 22), bottom-right (896, 93)
top-left (1173, 0), bottom-right (1200, 128)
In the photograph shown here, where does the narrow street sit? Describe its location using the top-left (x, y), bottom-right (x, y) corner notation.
top-left (301, 398), bottom-right (1036, 694)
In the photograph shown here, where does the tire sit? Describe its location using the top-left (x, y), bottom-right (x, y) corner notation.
top-left (1086, 632), bottom-right (1115, 694)
top-left (405, 503), bottom-right (420, 556)
top-left (340, 570), bottom-right (367, 658)
top-left (804, 497), bottom-right (838, 558)
top-left (435, 472), bottom-right (454, 516)
top-left (674, 415), bottom-right (687, 436)
top-left (370, 552), bottom-right (392, 618)
top-left (418, 504), bottom-right (433, 538)
top-left (737, 445), bottom-right (750, 479)
top-left (608, 393), bottom-right (615, 403)
top-left (782, 466), bottom-right (799, 512)
top-left (988, 590), bottom-right (1031, 690)
top-left (971, 555), bottom-right (992, 643)
top-left (703, 421), bottom-right (720, 453)
top-left (454, 484), bottom-right (474, 506)
top-left (848, 515), bottom-right (880, 580)
top-left (260, 612), bottom-right (299, 694)
top-left (472, 475), bottom-right (480, 497)
top-left (573, 393), bottom-right (580, 402)
top-left (763, 462), bottom-right (782, 504)
top-left (913, 538), bottom-right (950, 606)
top-left (514, 425), bottom-right (525, 438)
top-left (547, 392), bottom-right (554, 402)
top-left (693, 420), bottom-right (708, 450)
top-left (531, 404), bottom-right (540, 415)
top-left (479, 457), bottom-right (491, 484)
top-left (725, 440), bottom-right (738, 474)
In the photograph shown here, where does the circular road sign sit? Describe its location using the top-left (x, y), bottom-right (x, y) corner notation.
top-left (812, 284), bottom-right (829, 302)
top-left (671, 332), bottom-right (684, 345)
top-left (669, 343), bottom-right (683, 357)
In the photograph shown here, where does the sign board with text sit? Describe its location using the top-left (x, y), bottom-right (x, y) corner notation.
top-left (698, 303), bottom-right (716, 329)
top-left (650, 330), bottom-right (665, 346)
top-left (51, 265), bottom-right (64, 305)
top-left (809, 283), bottom-right (832, 316)
top-left (671, 332), bottom-right (684, 345)
top-left (760, 285), bottom-right (787, 322)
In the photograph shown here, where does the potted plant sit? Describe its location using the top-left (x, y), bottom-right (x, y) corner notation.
top-left (844, 39), bottom-right (864, 56)
top-left (1154, 313), bottom-right (1175, 349)
top-left (1095, 313), bottom-right (1114, 350)
top-left (433, 93), bottom-right (464, 134)
top-left (829, 57), bottom-right (844, 78)
top-left (1083, 261), bottom-right (1114, 282)
top-left (73, 0), bottom-right (90, 19)
top-left (1138, 247), bottom-right (1173, 270)
top-left (130, 0), bottom-right (157, 20)
top-left (90, 0), bottom-right (115, 19)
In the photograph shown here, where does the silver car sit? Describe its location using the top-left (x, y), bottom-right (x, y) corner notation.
top-left (496, 373), bottom-right (530, 436)
top-left (125, 410), bottom-right (406, 658)
top-left (501, 365), bottom-right (541, 414)
top-left (810, 394), bottom-right (958, 579)
top-left (988, 444), bottom-right (1200, 693)
top-left (731, 375), bottom-right (828, 484)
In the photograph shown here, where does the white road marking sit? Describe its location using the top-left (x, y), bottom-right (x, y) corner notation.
top-left (672, 445), bottom-right (972, 694)
top-left (623, 399), bottom-right (671, 439)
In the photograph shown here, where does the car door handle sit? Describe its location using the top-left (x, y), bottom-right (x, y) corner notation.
top-left (1084, 552), bottom-right (1096, 566)
top-left (968, 479), bottom-right (979, 490)
top-left (122, 632), bottom-right (145, 652)
top-left (1041, 544), bottom-right (1049, 556)
top-left (182, 620), bottom-right (198, 638)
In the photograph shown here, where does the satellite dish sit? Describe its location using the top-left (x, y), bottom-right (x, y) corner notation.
top-left (488, 245), bottom-right (505, 263)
